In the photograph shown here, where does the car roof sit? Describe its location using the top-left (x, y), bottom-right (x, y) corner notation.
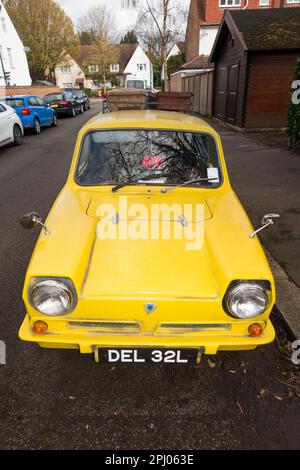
top-left (83, 110), bottom-right (218, 135)
top-left (0, 95), bottom-right (28, 99)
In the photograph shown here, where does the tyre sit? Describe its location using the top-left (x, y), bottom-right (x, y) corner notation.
top-left (79, 104), bottom-right (84, 114)
top-left (51, 114), bottom-right (58, 127)
top-left (83, 103), bottom-right (87, 112)
top-left (70, 107), bottom-right (76, 118)
top-left (33, 118), bottom-right (41, 135)
top-left (13, 125), bottom-right (23, 146)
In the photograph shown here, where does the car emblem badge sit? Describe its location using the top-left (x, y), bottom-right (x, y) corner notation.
top-left (144, 303), bottom-right (157, 314)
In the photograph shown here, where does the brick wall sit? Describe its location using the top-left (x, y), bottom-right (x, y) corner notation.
top-left (205, 1), bottom-right (299, 25)
top-left (185, 0), bottom-right (201, 62)
top-left (244, 51), bottom-right (299, 128)
top-left (0, 85), bottom-right (61, 99)
top-left (186, 0), bottom-right (300, 62)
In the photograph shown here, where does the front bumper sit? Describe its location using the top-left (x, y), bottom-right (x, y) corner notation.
top-left (19, 315), bottom-right (275, 355)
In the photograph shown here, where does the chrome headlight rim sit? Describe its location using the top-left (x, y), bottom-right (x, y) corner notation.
top-left (223, 280), bottom-right (272, 320)
top-left (28, 277), bottom-right (77, 316)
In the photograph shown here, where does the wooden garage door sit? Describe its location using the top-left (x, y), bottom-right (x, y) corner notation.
top-left (213, 63), bottom-right (240, 125)
top-left (226, 64), bottom-right (239, 124)
top-left (214, 66), bottom-right (227, 121)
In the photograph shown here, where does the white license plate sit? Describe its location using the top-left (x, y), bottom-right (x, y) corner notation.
top-left (99, 348), bottom-right (201, 364)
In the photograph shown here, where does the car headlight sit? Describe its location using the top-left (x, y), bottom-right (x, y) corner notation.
top-left (224, 282), bottom-right (270, 319)
top-left (29, 279), bottom-right (76, 316)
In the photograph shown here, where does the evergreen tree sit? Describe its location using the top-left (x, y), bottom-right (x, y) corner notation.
top-left (120, 30), bottom-right (138, 44)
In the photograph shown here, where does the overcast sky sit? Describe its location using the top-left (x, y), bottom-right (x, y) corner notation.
top-left (56, 0), bottom-right (139, 33)
top-left (56, 0), bottom-right (189, 36)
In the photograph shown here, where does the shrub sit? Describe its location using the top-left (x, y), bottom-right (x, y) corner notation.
top-left (287, 58), bottom-right (300, 151)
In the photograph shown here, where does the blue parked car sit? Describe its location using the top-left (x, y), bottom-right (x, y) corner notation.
top-left (0, 95), bottom-right (57, 135)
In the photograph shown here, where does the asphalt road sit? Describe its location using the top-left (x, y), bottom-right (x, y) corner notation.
top-left (0, 104), bottom-right (299, 450)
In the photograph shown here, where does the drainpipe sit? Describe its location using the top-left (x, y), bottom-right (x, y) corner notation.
top-left (0, 53), bottom-right (8, 86)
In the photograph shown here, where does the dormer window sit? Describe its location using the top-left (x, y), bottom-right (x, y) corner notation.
top-left (219, 0), bottom-right (241, 6)
top-left (88, 64), bottom-right (99, 73)
top-left (110, 64), bottom-right (120, 72)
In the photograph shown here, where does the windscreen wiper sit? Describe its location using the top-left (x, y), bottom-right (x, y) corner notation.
top-left (161, 177), bottom-right (218, 194)
top-left (112, 173), bottom-right (166, 193)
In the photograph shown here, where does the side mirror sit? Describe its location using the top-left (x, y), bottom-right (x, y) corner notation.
top-left (20, 212), bottom-right (50, 235)
top-left (20, 212), bottom-right (41, 229)
top-left (250, 213), bottom-right (280, 239)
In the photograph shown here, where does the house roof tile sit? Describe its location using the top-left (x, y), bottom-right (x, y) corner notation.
top-left (230, 8), bottom-right (300, 51)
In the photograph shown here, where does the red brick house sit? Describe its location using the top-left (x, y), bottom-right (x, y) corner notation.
top-left (209, 8), bottom-right (300, 128)
top-left (185, 0), bottom-right (300, 62)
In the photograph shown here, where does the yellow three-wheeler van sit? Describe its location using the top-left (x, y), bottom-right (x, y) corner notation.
top-left (19, 110), bottom-right (276, 364)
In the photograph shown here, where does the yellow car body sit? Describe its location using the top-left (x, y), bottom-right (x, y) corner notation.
top-left (19, 110), bottom-right (275, 362)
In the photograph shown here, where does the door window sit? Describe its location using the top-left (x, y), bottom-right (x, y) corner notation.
top-left (28, 97), bottom-right (39, 106)
top-left (35, 97), bottom-right (46, 106)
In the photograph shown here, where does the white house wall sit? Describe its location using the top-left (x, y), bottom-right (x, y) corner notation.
top-left (123, 45), bottom-right (152, 88)
top-left (55, 56), bottom-right (86, 89)
top-left (167, 44), bottom-right (181, 60)
top-left (0, 0), bottom-right (31, 86)
top-left (199, 26), bottom-right (219, 56)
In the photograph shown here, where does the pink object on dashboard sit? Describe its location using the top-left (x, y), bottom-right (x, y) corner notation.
top-left (142, 155), bottom-right (163, 169)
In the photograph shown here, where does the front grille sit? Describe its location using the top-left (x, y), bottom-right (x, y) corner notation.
top-left (156, 323), bottom-right (231, 335)
top-left (68, 321), bottom-right (141, 335)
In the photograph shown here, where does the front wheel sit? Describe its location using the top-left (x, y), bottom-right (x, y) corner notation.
top-left (79, 104), bottom-right (84, 114)
top-left (33, 118), bottom-right (41, 135)
top-left (13, 125), bottom-right (23, 146)
top-left (51, 114), bottom-right (58, 127)
top-left (70, 107), bottom-right (76, 118)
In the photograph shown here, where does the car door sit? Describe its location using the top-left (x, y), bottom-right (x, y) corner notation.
top-left (0, 103), bottom-right (12, 144)
top-left (35, 96), bottom-right (53, 126)
top-left (28, 96), bottom-right (45, 126)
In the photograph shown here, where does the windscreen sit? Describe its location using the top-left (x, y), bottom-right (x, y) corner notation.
top-left (3, 98), bottom-right (24, 108)
top-left (44, 94), bottom-right (63, 103)
top-left (76, 130), bottom-right (221, 187)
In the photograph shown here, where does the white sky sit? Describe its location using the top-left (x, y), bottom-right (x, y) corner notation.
top-left (56, 0), bottom-right (189, 36)
top-left (56, 0), bottom-right (139, 33)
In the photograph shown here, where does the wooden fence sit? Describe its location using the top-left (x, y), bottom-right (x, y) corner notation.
top-left (182, 70), bottom-right (214, 116)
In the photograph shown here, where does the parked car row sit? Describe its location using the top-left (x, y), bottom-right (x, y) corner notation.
top-left (0, 89), bottom-right (91, 149)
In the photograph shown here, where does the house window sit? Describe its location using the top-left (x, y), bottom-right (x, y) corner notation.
top-left (88, 64), bottom-right (99, 73)
top-left (219, 0), bottom-right (241, 6)
top-left (110, 64), bottom-right (119, 72)
top-left (259, 0), bottom-right (270, 5)
top-left (1, 18), bottom-right (7, 33)
top-left (63, 83), bottom-right (73, 88)
top-left (59, 66), bottom-right (71, 73)
top-left (7, 48), bottom-right (13, 68)
top-left (286, 0), bottom-right (300, 3)
top-left (137, 63), bottom-right (146, 71)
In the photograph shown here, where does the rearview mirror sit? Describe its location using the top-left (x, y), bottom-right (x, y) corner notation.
top-left (250, 213), bottom-right (280, 239)
top-left (20, 212), bottom-right (41, 229)
top-left (20, 212), bottom-right (50, 235)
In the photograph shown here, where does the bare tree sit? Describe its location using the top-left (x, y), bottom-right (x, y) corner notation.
top-left (77, 6), bottom-right (119, 92)
top-left (123, 0), bottom-right (187, 91)
top-left (77, 5), bottom-right (117, 43)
